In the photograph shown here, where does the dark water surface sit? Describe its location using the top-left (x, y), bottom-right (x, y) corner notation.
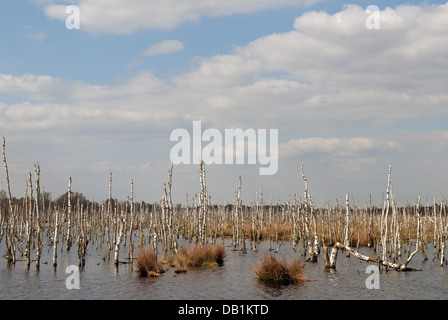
top-left (1, 240), bottom-right (447, 300)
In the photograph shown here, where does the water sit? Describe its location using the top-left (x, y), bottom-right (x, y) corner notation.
top-left (1, 240), bottom-right (447, 300)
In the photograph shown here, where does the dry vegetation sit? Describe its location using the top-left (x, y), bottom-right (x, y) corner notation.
top-left (136, 247), bottom-right (165, 277)
top-left (171, 244), bottom-right (225, 271)
top-left (253, 254), bottom-right (305, 284)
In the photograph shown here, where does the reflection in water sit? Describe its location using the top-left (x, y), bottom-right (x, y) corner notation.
top-left (256, 279), bottom-right (306, 298)
top-left (324, 267), bottom-right (338, 288)
top-left (256, 281), bottom-right (284, 298)
top-left (0, 240), bottom-right (447, 299)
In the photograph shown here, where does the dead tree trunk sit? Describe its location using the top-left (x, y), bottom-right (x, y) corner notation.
top-left (66, 177), bottom-right (72, 250)
top-left (53, 211), bottom-right (59, 267)
top-left (344, 193), bottom-right (350, 257)
top-left (381, 163), bottom-right (392, 263)
top-left (114, 210), bottom-right (126, 266)
top-left (34, 164), bottom-right (42, 269)
top-left (331, 195), bottom-right (423, 271)
top-left (2, 137), bottom-right (15, 263)
top-left (301, 164), bottom-right (317, 262)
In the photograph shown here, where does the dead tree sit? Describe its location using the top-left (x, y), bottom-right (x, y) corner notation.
top-left (331, 194), bottom-right (422, 271)
top-left (301, 164), bottom-right (317, 262)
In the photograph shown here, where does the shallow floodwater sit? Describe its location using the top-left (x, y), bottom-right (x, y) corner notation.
top-left (1, 239), bottom-right (447, 300)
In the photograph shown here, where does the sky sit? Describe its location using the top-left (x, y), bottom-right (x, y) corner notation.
top-left (0, 0), bottom-right (448, 207)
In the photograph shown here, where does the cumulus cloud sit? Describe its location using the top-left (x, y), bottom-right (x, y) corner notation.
top-left (0, 71), bottom-right (177, 137)
top-left (233, 3), bottom-right (448, 92)
top-left (141, 40), bottom-right (185, 57)
top-left (3, 3), bottom-right (448, 136)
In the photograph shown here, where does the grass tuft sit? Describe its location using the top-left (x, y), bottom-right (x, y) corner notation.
top-left (136, 246), bottom-right (165, 277)
top-left (172, 254), bottom-right (189, 273)
top-left (253, 254), bottom-right (304, 285)
top-left (173, 244), bottom-right (226, 271)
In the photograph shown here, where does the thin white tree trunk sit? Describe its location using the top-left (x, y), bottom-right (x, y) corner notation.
top-left (301, 164), bottom-right (316, 261)
top-left (66, 177), bottom-right (72, 250)
top-left (329, 245), bottom-right (338, 268)
top-left (344, 193), bottom-right (350, 257)
top-left (114, 211), bottom-right (126, 265)
top-left (2, 137), bottom-right (15, 263)
top-left (34, 164), bottom-right (42, 269)
top-left (400, 195), bottom-right (421, 270)
top-left (53, 211), bottom-right (59, 267)
top-left (381, 163), bottom-right (392, 262)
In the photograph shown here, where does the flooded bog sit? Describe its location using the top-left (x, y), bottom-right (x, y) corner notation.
top-left (1, 240), bottom-right (447, 300)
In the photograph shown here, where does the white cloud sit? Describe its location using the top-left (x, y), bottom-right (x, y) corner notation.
top-left (126, 59), bottom-right (143, 68)
top-left (279, 137), bottom-right (398, 159)
top-left (141, 40), bottom-right (185, 57)
top-left (41, 0), bottom-right (321, 34)
top-left (3, 3), bottom-right (448, 135)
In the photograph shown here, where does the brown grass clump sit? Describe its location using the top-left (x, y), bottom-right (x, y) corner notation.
top-left (174, 244), bottom-right (226, 270)
top-left (172, 254), bottom-right (189, 273)
top-left (136, 247), bottom-right (165, 277)
top-left (253, 254), bottom-right (304, 285)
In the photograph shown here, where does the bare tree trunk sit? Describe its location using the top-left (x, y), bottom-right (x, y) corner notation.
top-left (233, 176), bottom-right (242, 249)
top-left (329, 245), bottom-right (339, 268)
top-left (301, 164), bottom-right (316, 262)
top-left (381, 163), bottom-right (392, 263)
top-left (344, 193), bottom-right (350, 257)
top-left (400, 195), bottom-right (421, 270)
top-left (53, 211), bottom-right (59, 267)
top-left (2, 137), bottom-right (15, 263)
top-left (129, 179), bottom-right (135, 261)
top-left (114, 210), bottom-right (126, 265)
top-left (25, 180), bottom-right (33, 268)
top-left (199, 161), bottom-right (208, 246)
top-left (106, 172), bottom-right (112, 252)
top-left (34, 164), bottom-right (42, 269)
top-left (66, 177), bottom-right (72, 250)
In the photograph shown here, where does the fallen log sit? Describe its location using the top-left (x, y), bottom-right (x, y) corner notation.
top-left (333, 242), bottom-right (420, 271)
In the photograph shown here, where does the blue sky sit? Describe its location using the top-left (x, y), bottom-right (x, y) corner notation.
top-left (1, 0), bottom-right (448, 206)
